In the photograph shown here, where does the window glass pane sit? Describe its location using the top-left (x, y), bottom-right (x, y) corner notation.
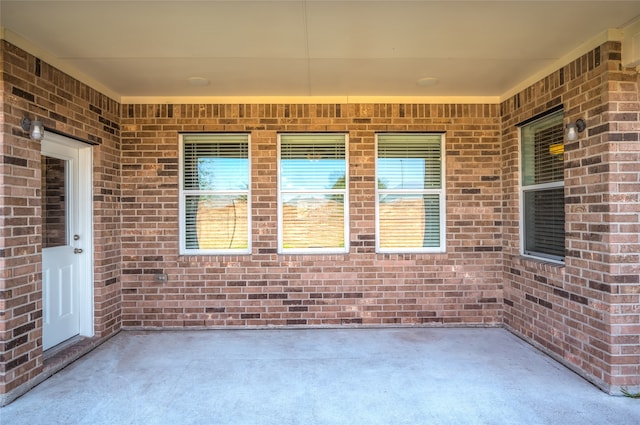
top-left (280, 135), bottom-right (345, 191)
top-left (378, 194), bottom-right (440, 249)
top-left (522, 111), bottom-right (564, 186)
top-left (282, 194), bottom-right (345, 249)
top-left (281, 159), bottom-right (345, 191)
top-left (185, 195), bottom-right (248, 250)
top-left (378, 135), bottom-right (441, 189)
top-left (523, 188), bottom-right (565, 259)
top-left (42, 156), bottom-right (67, 248)
top-left (377, 158), bottom-right (438, 190)
top-left (191, 157), bottom-right (249, 191)
top-left (183, 135), bottom-right (249, 191)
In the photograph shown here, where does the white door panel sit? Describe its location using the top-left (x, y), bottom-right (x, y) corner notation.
top-left (42, 246), bottom-right (79, 348)
top-left (42, 135), bottom-right (93, 351)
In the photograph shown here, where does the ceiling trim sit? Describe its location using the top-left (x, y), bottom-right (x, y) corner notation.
top-left (119, 95), bottom-right (502, 105)
top-left (1, 28), bottom-right (121, 101)
top-left (622, 17), bottom-right (640, 68)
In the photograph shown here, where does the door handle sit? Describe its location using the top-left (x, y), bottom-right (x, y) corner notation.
top-left (74, 248), bottom-right (83, 254)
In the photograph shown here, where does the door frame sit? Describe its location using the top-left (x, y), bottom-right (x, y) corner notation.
top-left (41, 132), bottom-right (94, 343)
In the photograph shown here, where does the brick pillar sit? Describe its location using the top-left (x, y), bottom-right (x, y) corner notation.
top-left (564, 41), bottom-right (640, 393)
top-left (602, 54), bottom-right (640, 391)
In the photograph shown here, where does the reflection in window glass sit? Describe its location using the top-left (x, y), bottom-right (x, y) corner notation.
top-left (378, 194), bottom-right (440, 249)
top-left (281, 194), bottom-right (345, 249)
top-left (42, 156), bottom-right (67, 248)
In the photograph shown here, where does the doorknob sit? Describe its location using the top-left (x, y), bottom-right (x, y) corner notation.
top-left (74, 248), bottom-right (83, 254)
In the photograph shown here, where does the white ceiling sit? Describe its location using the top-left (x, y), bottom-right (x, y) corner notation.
top-left (2, 1), bottom-right (640, 103)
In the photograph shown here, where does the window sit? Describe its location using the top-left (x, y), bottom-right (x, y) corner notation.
top-left (376, 133), bottom-right (445, 253)
top-left (278, 133), bottom-right (348, 253)
top-left (179, 134), bottom-right (250, 254)
top-left (520, 110), bottom-right (565, 262)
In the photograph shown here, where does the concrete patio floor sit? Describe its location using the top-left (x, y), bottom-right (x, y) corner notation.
top-left (1, 327), bottom-right (638, 425)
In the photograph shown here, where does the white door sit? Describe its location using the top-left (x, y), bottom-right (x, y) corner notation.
top-left (41, 134), bottom-right (93, 350)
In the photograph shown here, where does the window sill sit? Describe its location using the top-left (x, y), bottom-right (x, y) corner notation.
top-left (517, 254), bottom-right (565, 271)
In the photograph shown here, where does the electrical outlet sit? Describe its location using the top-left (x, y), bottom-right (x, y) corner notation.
top-left (154, 273), bottom-right (168, 283)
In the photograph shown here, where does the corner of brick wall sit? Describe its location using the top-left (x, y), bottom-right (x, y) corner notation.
top-left (501, 40), bottom-right (640, 392)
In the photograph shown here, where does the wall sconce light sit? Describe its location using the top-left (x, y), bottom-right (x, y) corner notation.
top-left (20, 117), bottom-right (45, 141)
top-left (565, 118), bottom-right (586, 141)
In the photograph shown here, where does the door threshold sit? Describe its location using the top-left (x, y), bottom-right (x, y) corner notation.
top-left (43, 335), bottom-right (101, 377)
top-left (44, 335), bottom-right (85, 360)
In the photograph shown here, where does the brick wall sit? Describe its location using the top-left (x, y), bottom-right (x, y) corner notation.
top-left (0, 40), bottom-right (122, 397)
top-left (502, 41), bottom-right (640, 393)
top-left (119, 103), bottom-right (504, 328)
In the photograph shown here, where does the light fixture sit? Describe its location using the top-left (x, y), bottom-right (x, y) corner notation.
top-left (565, 118), bottom-right (586, 141)
top-left (187, 77), bottom-right (210, 87)
top-left (20, 117), bottom-right (45, 141)
top-left (416, 76), bottom-right (439, 87)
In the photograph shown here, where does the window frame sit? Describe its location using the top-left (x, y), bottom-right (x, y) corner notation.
top-left (518, 109), bottom-right (565, 264)
top-left (277, 133), bottom-right (349, 255)
top-left (374, 132), bottom-right (446, 254)
top-left (178, 133), bottom-right (251, 255)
